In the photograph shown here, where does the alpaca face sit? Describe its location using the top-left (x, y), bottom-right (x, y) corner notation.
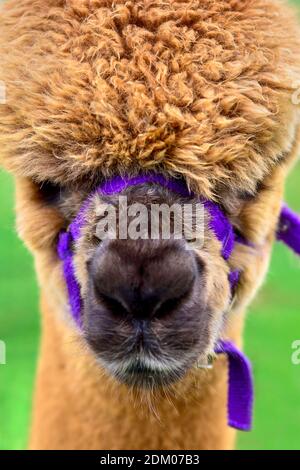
top-left (33, 179), bottom-right (232, 387)
top-left (1, 0), bottom-right (300, 389)
top-left (14, 169), bottom-right (288, 388)
top-left (73, 183), bottom-right (229, 388)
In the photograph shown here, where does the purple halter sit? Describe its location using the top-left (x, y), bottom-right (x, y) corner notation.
top-left (57, 173), bottom-right (244, 326)
top-left (57, 172), bottom-right (300, 433)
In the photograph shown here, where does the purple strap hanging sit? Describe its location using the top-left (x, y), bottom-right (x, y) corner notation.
top-left (215, 341), bottom-right (254, 431)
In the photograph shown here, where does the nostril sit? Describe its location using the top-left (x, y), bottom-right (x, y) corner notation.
top-left (94, 285), bottom-right (193, 321)
top-left (154, 294), bottom-right (188, 320)
top-left (96, 291), bottom-right (130, 317)
top-left (195, 256), bottom-right (205, 275)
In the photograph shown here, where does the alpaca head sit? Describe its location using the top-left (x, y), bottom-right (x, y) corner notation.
top-left (0, 0), bottom-right (300, 388)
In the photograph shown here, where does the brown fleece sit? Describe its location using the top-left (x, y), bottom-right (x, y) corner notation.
top-left (0, 0), bottom-right (300, 197)
top-left (0, 0), bottom-right (300, 450)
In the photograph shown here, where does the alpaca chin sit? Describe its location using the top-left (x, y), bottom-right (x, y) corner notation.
top-left (101, 357), bottom-right (188, 389)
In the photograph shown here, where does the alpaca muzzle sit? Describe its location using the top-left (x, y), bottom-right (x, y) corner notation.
top-left (57, 172), bottom-right (300, 433)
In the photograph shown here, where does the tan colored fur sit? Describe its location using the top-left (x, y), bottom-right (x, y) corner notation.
top-left (30, 295), bottom-right (236, 450)
top-left (0, 0), bottom-right (300, 449)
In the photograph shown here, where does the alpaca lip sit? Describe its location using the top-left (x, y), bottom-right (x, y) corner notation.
top-left (109, 358), bottom-right (186, 389)
top-left (100, 351), bottom-right (190, 389)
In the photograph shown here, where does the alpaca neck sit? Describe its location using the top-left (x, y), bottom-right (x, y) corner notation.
top-left (29, 295), bottom-right (238, 450)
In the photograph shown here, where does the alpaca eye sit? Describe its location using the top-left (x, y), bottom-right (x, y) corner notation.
top-left (39, 180), bottom-right (63, 205)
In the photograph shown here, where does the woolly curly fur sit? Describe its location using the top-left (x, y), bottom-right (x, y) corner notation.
top-left (0, 0), bottom-right (300, 450)
top-left (0, 0), bottom-right (300, 197)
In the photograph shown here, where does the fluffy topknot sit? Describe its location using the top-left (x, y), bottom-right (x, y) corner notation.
top-left (0, 0), bottom-right (300, 198)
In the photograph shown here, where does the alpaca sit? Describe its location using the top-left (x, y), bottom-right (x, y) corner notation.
top-left (0, 0), bottom-right (300, 450)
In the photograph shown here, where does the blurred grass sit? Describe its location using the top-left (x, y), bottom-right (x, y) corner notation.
top-left (0, 171), bottom-right (39, 450)
top-left (0, 0), bottom-right (300, 451)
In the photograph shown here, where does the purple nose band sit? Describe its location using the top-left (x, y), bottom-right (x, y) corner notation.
top-left (57, 172), bottom-right (300, 433)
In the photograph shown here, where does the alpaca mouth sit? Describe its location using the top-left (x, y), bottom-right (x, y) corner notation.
top-left (104, 357), bottom-right (187, 389)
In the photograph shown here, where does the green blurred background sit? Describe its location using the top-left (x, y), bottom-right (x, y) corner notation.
top-left (0, 0), bottom-right (300, 451)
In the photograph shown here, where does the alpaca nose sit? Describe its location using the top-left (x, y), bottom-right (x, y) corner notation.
top-left (90, 239), bottom-right (198, 321)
